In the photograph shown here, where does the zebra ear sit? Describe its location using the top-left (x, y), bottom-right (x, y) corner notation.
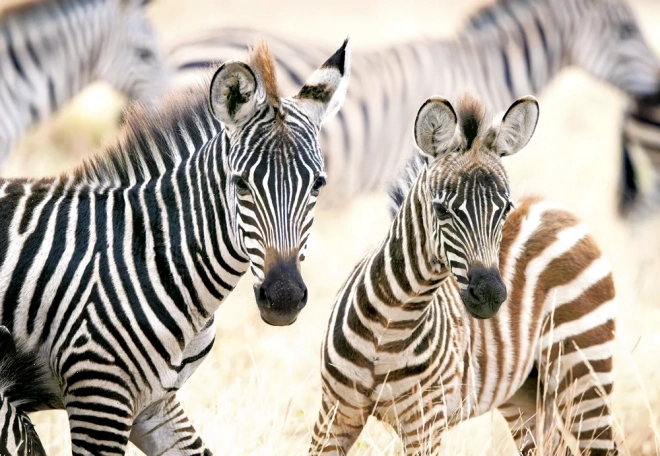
top-left (493, 96), bottom-right (539, 156)
top-left (209, 61), bottom-right (266, 133)
top-left (413, 97), bottom-right (458, 158)
top-left (293, 37), bottom-right (352, 127)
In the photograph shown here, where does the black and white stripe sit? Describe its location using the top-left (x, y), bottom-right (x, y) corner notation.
top-left (167, 0), bottom-right (660, 202)
top-left (0, 39), bottom-right (351, 455)
top-left (311, 95), bottom-right (617, 455)
top-left (0, 326), bottom-right (59, 456)
top-left (0, 0), bottom-right (170, 161)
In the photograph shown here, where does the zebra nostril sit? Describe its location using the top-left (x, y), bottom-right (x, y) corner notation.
top-left (469, 285), bottom-right (479, 300)
top-left (298, 288), bottom-right (308, 310)
top-left (258, 286), bottom-right (272, 307)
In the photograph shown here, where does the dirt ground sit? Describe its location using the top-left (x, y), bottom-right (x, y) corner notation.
top-left (6, 0), bottom-right (660, 454)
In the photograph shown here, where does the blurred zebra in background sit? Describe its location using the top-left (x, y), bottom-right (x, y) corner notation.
top-left (618, 97), bottom-right (660, 215)
top-left (0, 326), bottom-right (59, 456)
top-left (168, 0), bottom-right (660, 204)
top-left (311, 95), bottom-right (617, 455)
top-left (0, 40), bottom-right (351, 455)
top-left (0, 0), bottom-right (170, 161)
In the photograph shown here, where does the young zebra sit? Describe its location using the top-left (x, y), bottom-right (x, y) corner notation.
top-left (167, 0), bottom-right (660, 202)
top-left (0, 326), bottom-right (58, 456)
top-left (0, 38), bottom-right (351, 455)
top-left (0, 0), bottom-right (170, 160)
top-left (311, 94), bottom-right (617, 455)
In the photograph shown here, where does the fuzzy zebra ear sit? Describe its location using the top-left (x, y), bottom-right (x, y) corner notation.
top-left (493, 96), bottom-right (539, 156)
top-left (414, 97), bottom-right (458, 158)
top-left (209, 61), bottom-right (266, 133)
top-left (293, 37), bottom-right (352, 127)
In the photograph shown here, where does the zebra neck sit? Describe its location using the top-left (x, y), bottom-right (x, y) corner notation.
top-left (129, 140), bottom-right (250, 319)
top-left (1, 0), bottom-right (112, 131)
top-left (362, 189), bottom-right (451, 325)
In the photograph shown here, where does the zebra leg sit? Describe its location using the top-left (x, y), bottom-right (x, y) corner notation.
top-left (537, 319), bottom-right (617, 455)
top-left (129, 394), bottom-right (211, 455)
top-left (65, 385), bottom-right (134, 455)
top-left (309, 384), bottom-right (370, 455)
top-left (498, 369), bottom-right (549, 455)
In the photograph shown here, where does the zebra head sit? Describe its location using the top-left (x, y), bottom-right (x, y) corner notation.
top-left (414, 94), bottom-right (539, 319)
top-left (209, 39), bottom-right (351, 326)
top-left (565, 0), bottom-right (660, 99)
top-left (96, 0), bottom-right (170, 104)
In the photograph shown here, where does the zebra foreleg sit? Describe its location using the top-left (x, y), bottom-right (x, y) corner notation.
top-left (309, 384), bottom-right (370, 455)
top-left (129, 394), bottom-right (211, 455)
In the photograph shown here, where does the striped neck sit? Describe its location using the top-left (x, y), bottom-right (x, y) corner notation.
top-left (363, 171), bottom-right (451, 325)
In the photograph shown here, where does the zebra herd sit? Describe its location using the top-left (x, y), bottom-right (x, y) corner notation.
top-left (0, 0), bottom-right (658, 455)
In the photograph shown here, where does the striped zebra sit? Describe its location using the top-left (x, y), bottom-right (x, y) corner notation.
top-left (618, 96), bottom-right (660, 215)
top-left (310, 94), bottom-right (617, 455)
top-left (0, 325), bottom-right (58, 456)
top-left (0, 38), bottom-right (351, 455)
top-left (167, 0), bottom-right (660, 202)
top-left (0, 0), bottom-right (170, 161)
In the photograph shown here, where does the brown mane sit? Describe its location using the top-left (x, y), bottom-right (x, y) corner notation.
top-left (454, 92), bottom-right (489, 150)
top-left (247, 39), bottom-right (281, 110)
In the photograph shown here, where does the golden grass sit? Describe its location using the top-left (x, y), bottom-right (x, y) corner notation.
top-left (8, 0), bottom-right (660, 454)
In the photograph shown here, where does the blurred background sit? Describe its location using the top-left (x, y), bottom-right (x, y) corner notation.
top-left (6, 0), bottom-right (660, 454)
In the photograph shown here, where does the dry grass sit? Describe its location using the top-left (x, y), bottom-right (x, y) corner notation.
top-left (7, 0), bottom-right (660, 454)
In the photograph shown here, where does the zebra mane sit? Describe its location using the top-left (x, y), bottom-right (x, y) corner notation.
top-left (455, 93), bottom-right (489, 150)
top-left (248, 39), bottom-right (281, 111)
top-left (388, 152), bottom-right (426, 217)
top-left (72, 74), bottom-right (218, 186)
top-left (0, 326), bottom-right (60, 413)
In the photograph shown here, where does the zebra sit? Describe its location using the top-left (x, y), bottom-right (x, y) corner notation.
top-left (618, 96), bottom-right (660, 215)
top-left (310, 94), bottom-right (617, 455)
top-left (0, 38), bottom-right (351, 455)
top-left (0, 0), bottom-right (170, 161)
top-left (0, 325), bottom-right (59, 456)
top-left (166, 0), bottom-right (660, 203)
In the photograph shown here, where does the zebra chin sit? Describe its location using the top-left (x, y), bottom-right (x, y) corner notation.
top-left (253, 256), bottom-right (308, 326)
top-left (459, 264), bottom-right (508, 320)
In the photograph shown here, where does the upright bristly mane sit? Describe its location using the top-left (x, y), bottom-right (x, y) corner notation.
top-left (455, 92), bottom-right (489, 150)
top-left (248, 39), bottom-right (281, 112)
top-left (72, 73), bottom-right (218, 186)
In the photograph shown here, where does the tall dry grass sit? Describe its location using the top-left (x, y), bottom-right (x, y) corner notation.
top-left (5, 0), bottom-right (660, 454)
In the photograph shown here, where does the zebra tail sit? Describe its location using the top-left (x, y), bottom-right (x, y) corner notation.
top-left (0, 326), bottom-right (59, 414)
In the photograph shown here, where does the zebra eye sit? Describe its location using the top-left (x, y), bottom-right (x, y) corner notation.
top-left (311, 176), bottom-right (326, 195)
top-left (433, 202), bottom-right (451, 220)
top-left (232, 175), bottom-right (250, 196)
top-left (504, 201), bottom-right (515, 215)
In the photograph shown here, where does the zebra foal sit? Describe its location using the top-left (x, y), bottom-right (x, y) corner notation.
top-left (311, 94), bottom-right (617, 455)
top-left (0, 38), bottom-right (351, 455)
top-left (0, 0), bottom-right (170, 161)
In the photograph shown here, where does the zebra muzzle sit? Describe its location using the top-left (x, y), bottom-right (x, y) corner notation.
top-left (254, 257), bottom-right (308, 326)
top-left (460, 264), bottom-right (508, 319)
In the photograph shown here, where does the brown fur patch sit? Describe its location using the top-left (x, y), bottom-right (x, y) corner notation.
top-left (0, 0), bottom-right (46, 16)
top-left (247, 39), bottom-right (281, 111)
